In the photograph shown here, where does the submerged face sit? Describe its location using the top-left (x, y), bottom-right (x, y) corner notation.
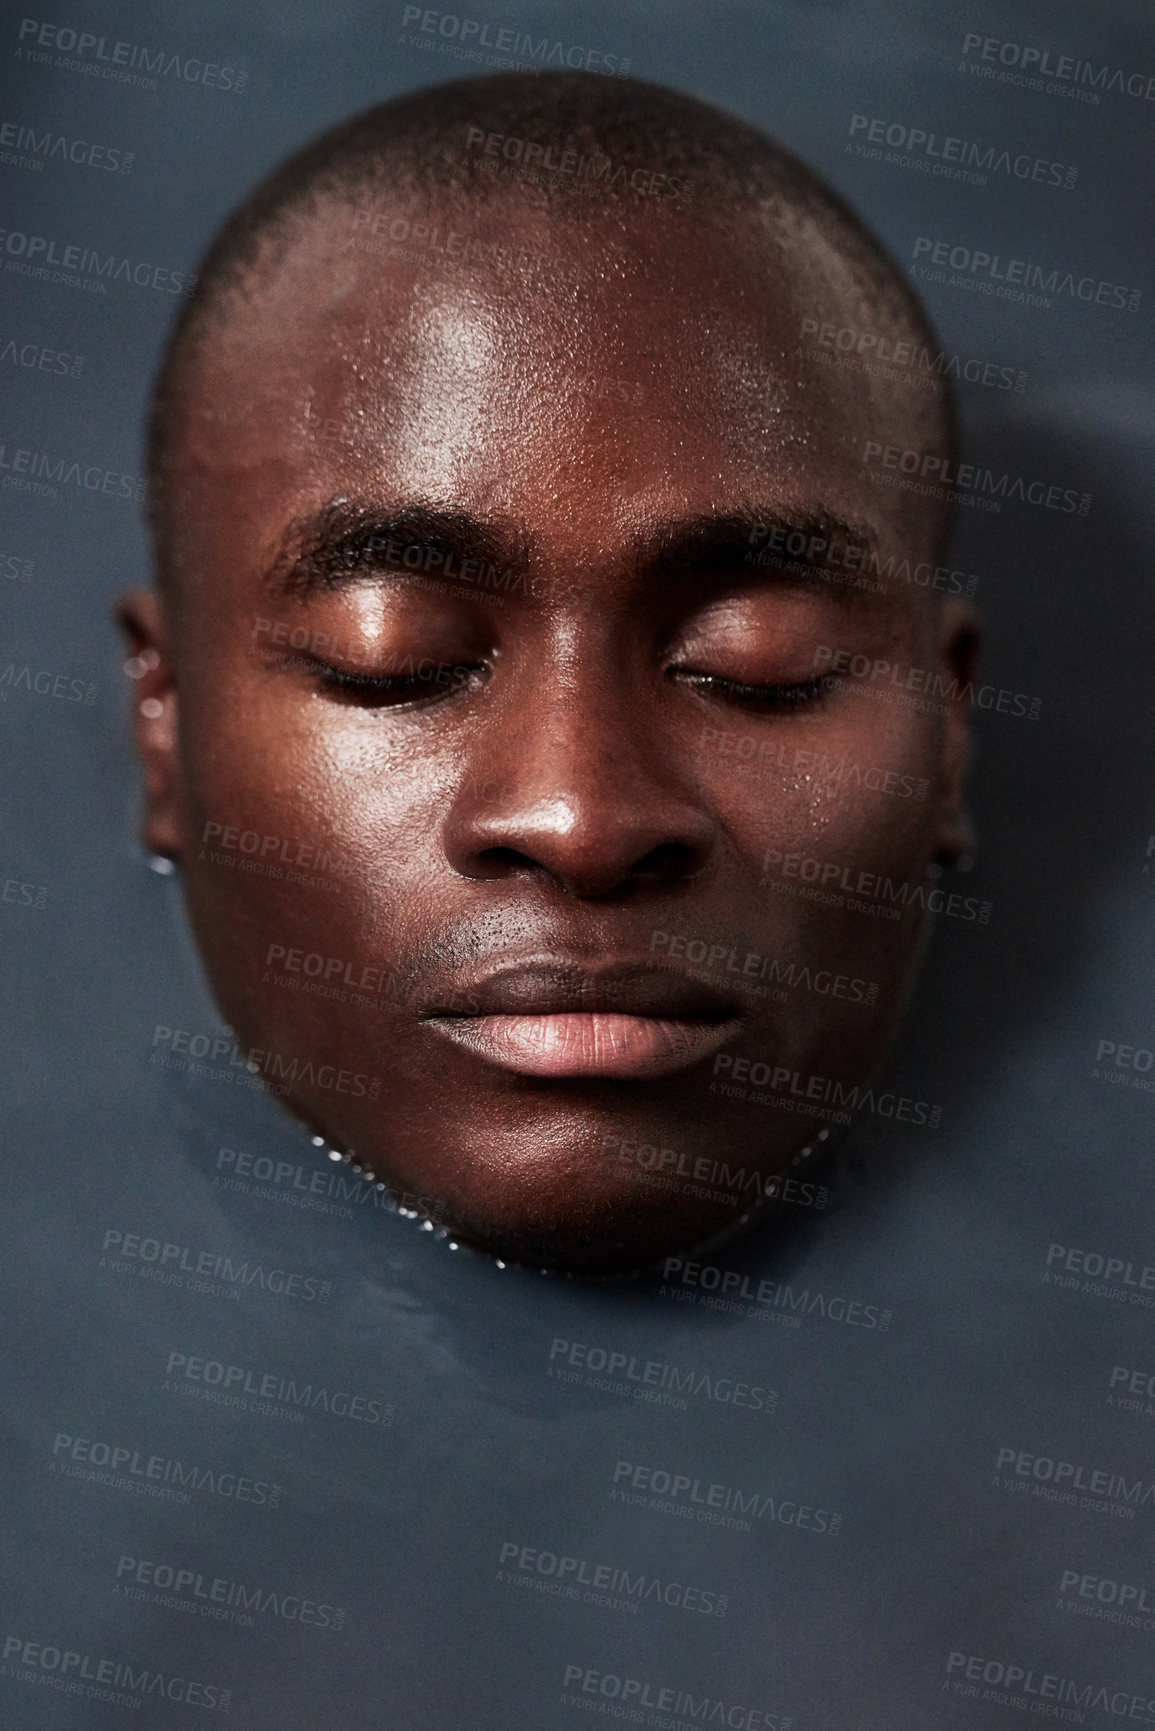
top-left (124, 179), bottom-right (975, 1272)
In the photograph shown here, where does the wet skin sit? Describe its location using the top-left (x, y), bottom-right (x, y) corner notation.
top-left (123, 187), bottom-right (976, 1273)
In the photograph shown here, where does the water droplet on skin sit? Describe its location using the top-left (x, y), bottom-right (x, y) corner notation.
top-left (302, 1129), bottom-right (567, 1272)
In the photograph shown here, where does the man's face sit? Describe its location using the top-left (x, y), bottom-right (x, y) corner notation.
top-left (125, 188), bottom-right (974, 1272)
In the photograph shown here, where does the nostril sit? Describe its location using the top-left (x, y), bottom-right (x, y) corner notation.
top-left (444, 766), bottom-right (716, 897)
top-left (631, 841), bottom-right (699, 882)
top-left (476, 846), bottom-right (540, 875)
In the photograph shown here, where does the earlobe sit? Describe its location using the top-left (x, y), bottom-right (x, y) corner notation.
top-left (934, 599), bottom-right (982, 865)
top-left (116, 589), bottom-right (186, 860)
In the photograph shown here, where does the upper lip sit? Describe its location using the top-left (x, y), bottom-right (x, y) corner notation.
top-left (422, 959), bottom-right (747, 1021)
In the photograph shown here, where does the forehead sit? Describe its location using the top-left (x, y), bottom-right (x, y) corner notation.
top-left (176, 188), bottom-right (939, 567)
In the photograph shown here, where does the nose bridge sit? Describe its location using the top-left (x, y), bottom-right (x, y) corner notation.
top-left (534, 658), bottom-right (637, 790)
top-left (498, 610), bottom-right (650, 795)
top-left (442, 630), bottom-right (713, 895)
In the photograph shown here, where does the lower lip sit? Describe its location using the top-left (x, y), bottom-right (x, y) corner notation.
top-left (426, 1012), bottom-right (741, 1079)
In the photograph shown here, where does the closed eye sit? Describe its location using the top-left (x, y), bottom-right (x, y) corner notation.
top-left (670, 670), bottom-right (835, 711)
top-left (316, 661), bottom-right (488, 708)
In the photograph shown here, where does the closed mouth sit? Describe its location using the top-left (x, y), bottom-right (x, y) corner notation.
top-left (423, 961), bottom-right (745, 1079)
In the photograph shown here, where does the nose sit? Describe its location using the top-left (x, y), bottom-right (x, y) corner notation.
top-left (442, 673), bottom-right (715, 900)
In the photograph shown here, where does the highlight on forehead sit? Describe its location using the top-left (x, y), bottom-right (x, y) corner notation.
top-left (147, 69), bottom-right (955, 598)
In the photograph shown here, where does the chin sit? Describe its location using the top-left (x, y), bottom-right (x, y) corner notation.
top-left (423, 1189), bottom-right (767, 1279)
top-left (282, 1092), bottom-right (814, 1276)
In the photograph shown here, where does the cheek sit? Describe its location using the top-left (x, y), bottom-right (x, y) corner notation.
top-left (703, 704), bottom-right (942, 869)
top-left (178, 681), bottom-right (463, 944)
top-left (712, 716), bottom-right (942, 1012)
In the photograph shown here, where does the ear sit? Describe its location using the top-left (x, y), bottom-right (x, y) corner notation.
top-left (933, 598), bottom-right (981, 865)
top-left (116, 589), bottom-right (187, 861)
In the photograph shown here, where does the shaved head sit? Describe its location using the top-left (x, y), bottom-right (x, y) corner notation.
top-left (148, 70), bottom-right (953, 602)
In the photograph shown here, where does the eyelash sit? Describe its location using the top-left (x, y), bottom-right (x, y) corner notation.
top-left (313, 663), bottom-right (831, 714)
top-left (672, 671), bottom-right (833, 711)
top-left (316, 663), bottom-right (485, 708)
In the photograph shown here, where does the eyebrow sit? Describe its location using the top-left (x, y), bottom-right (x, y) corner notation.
top-left (265, 499), bottom-right (886, 605)
top-left (265, 501), bottom-right (528, 600)
top-left (636, 508), bottom-right (885, 600)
